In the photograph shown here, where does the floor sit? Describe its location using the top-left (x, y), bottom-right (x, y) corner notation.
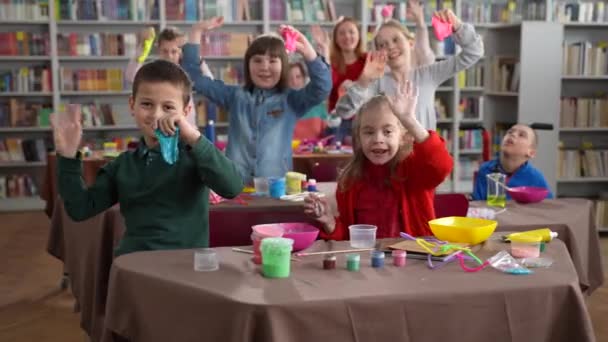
top-left (0, 211), bottom-right (607, 342)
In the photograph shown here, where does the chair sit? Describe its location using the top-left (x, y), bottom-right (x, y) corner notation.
top-left (433, 193), bottom-right (469, 218)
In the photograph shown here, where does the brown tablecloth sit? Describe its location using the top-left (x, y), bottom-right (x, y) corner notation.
top-left (46, 184), bottom-right (336, 342)
top-left (102, 238), bottom-right (595, 342)
top-left (471, 199), bottom-right (605, 293)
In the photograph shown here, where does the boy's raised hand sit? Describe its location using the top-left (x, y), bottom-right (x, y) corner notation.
top-left (358, 51), bottom-right (387, 86)
top-left (310, 25), bottom-right (330, 53)
top-left (280, 25), bottom-right (317, 61)
top-left (157, 112), bottom-right (201, 146)
top-left (434, 9), bottom-right (462, 31)
top-left (50, 104), bottom-right (83, 158)
top-left (189, 16), bottom-right (224, 43)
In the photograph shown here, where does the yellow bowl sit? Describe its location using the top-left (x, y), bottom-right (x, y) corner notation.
top-left (428, 216), bottom-right (498, 245)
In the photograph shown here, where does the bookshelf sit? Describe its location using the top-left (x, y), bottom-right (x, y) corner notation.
top-left (0, 0), bottom-right (603, 210)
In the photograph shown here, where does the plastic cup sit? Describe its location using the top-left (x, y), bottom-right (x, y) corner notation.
top-left (194, 248), bottom-right (219, 272)
top-left (348, 224), bottom-right (377, 248)
top-left (268, 177), bottom-right (286, 199)
top-left (253, 177), bottom-right (269, 196)
top-left (487, 173), bottom-right (507, 208)
top-left (510, 233), bottom-right (542, 258)
top-left (261, 237), bottom-right (294, 278)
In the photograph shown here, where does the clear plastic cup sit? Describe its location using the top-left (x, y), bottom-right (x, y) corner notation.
top-left (510, 234), bottom-right (542, 258)
top-left (194, 248), bottom-right (219, 272)
top-left (348, 225), bottom-right (377, 248)
top-left (261, 237), bottom-right (294, 278)
top-left (253, 177), bottom-right (269, 196)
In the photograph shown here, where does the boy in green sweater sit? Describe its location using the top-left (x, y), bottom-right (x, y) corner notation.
top-left (52, 60), bottom-right (244, 256)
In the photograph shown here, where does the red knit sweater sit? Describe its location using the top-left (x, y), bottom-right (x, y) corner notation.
top-left (328, 54), bottom-right (367, 112)
top-left (319, 131), bottom-right (453, 241)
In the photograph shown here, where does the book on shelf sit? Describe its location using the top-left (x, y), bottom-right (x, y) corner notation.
top-left (0, 99), bottom-right (52, 127)
top-left (489, 56), bottom-right (520, 92)
top-left (461, 0), bottom-right (545, 23)
top-left (457, 157), bottom-right (481, 183)
top-left (560, 97), bottom-right (608, 128)
top-left (0, 174), bottom-right (39, 199)
top-left (60, 67), bottom-right (125, 91)
top-left (555, 1), bottom-right (608, 23)
top-left (458, 128), bottom-right (483, 150)
top-left (54, 0), bottom-right (160, 21)
top-left (434, 98), bottom-right (449, 120)
top-left (458, 97), bottom-right (483, 121)
top-left (0, 138), bottom-right (48, 163)
top-left (201, 32), bottom-right (251, 57)
top-left (0, 0), bottom-right (50, 21)
top-left (57, 32), bottom-right (137, 57)
top-left (0, 32), bottom-right (50, 56)
top-left (0, 67), bottom-right (52, 93)
top-left (270, 0), bottom-right (335, 21)
top-left (436, 127), bottom-right (452, 151)
top-left (562, 41), bottom-right (608, 76)
top-left (596, 198), bottom-right (608, 231)
top-left (457, 63), bottom-right (484, 88)
top-left (557, 146), bottom-right (608, 178)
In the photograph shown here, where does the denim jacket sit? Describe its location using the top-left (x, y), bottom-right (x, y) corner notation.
top-left (182, 44), bottom-right (332, 184)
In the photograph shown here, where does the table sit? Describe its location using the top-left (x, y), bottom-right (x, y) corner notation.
top-left (47, 196), bottom-right (604, 341)
top-left (47, 183), bottom-right (336, 342)
top-left (101, 238), bottom-right (596, 342)
top-left (471, 199), bottom-right (605, 293)
top-left (41, 152), bottom-right (350, 216)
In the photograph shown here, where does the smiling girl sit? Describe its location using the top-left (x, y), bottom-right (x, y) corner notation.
top-left (181, 21), bottom-right (332, 185)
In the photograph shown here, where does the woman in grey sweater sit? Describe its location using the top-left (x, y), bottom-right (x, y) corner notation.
top-left (334, 9), bottom-right (484, 130)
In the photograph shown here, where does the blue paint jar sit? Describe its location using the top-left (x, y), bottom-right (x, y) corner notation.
top-left (268, 177), bottom-right (286, 199)
top-left (371, 250), bottom-right (385, 268)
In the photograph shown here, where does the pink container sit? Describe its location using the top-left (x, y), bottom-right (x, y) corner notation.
top-left (507, 186), bottom-right (549, 204)
top-left (251, 224), bottom-right (284, 264)
top-left (392, 250), bottom-right (407, 267)
top-left (279, 223), bottom-right (320, 252)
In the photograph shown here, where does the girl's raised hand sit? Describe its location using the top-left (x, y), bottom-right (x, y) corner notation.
top-left (434, 9), bottom-right (462, 31)
top-left (50, 104), bottom-right (83, 158)
top-left (359, 51), bottom-right (387, 85)
top-left (189, 16), bottom-right (224, 43)
top-left (280, 25), bottom-right (317, 61)
top-left (387, 79), bottom-right (419, 122)
top-left (406, 0), bottom-right (425, 25)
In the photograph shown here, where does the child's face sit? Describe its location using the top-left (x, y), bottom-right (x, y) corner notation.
top-left (335, 21), bottom-right (359, 52)
top-left (501, 124), bottom-right (536, 158)
top-left (375, 26), bottom-right (412, 70)
top-left (158, 39), bottom-right (182, 65)
top-left (249, 53), bottom-right (282, 89)
top-left (288, 66), bottom-right (306, 90)
top-left (129, 81), bottom-right (189, 145)
top-left (358, 105), bottom-right (404, 165)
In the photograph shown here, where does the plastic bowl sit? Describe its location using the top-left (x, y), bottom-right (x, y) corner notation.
top-left (507, 186), bottom-right (549, 204)
top-left (428, 216), bottom-right (498, 245)
top-left (253, 223), bottom-right (319, 252)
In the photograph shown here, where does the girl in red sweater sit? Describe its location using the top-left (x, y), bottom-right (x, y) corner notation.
top-left (304, 80), bottom-right (453, 240)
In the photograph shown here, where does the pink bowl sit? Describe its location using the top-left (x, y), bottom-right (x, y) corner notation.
top-left (282, 223), bottom-right (320, 252)
top-left (252, 223), bottom-right (319, 252)
top-left (507, 186), bottom-right (549, 204)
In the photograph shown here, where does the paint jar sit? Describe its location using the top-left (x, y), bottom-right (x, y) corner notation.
top-left (510, 233), bottom-right (542, 258)
top-left (307, 179), bottom-right (317, 192)
top-left (371, 250), bottom-right (385, 268)
top-left (261, 237), bottom-right (294, 278)
top-left (346, 253), bottom-right (360, 272)
top-left (323, 255), bottom-right (337, 270)
top-left (286, 172), bottom-right (307, 195)
top-left (268, 177), bottom-right (286, 199)
top-left (392, 250), bottom-right (407, 267)
top-left (194, 248), bottom-right (219, 272)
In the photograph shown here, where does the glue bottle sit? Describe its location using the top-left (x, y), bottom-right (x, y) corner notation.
top-left (505, 228), bottom-right (558, 243)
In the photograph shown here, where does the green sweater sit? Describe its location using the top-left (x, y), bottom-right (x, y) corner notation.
top-left (58, 136), bottom-right (244, 256)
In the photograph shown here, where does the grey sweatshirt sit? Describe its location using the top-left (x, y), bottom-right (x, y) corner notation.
top-left (334, 23), bottom-right (484, 130)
